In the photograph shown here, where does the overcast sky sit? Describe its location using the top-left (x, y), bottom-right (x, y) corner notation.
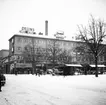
top-left (0, 0), bottom-right (106, 50)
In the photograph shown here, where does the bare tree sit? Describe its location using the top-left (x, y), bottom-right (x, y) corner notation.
top-left (46, 39), bottom-right (72, 69)
top-left (76, 15), bottom-right (106, 77)
top-left (22, 39), bottom-right (44, 75)
top-left (58, 49), bottom-right (72, 64)
top-left (74, 43), bottom-right (94, 64)
top-left (46, 39), bottom-right (63, 68)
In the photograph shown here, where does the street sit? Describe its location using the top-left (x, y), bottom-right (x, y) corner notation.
top-left (0, 74), bottom-right (106, 105)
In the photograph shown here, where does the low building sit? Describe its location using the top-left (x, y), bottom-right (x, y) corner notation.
top-left (0, 49), bottom-right (9, 73)
top-left (0, 49), bottom-right (9, 58)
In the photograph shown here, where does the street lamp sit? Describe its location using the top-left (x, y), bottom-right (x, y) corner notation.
top-left (14, 61), bottom-right (17, 75)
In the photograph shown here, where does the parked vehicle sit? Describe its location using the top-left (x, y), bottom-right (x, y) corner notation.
top-left (0, 74), bottom-right (6, 86)
top-left (47, 69), bottom-right (54, 74)
top-left (54, 69), bottom-right (63, 75)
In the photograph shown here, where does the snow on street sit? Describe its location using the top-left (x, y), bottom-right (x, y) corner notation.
top-left (1, 74), bottom-right (106, 105)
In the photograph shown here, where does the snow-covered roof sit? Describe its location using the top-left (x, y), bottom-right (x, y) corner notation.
top-left (90, 65), bottom-right (105, 67)
top-left (65, 64), bottom-right (82, 67)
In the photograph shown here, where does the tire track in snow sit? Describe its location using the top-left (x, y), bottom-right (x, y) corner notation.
top-left (25, 86), bottom-right (72, 105)
top-left (4, 98), bottom-right (13, 105)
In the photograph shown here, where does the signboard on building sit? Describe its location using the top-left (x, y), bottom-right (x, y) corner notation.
top-left (10, 63), bottom-right (32, 71)
top-left (16, 63), bottom-right (32, 68)
top-left (19, 27), bottom-right (36, 34)
top-left (54, 31), bottom-right (66, 39)
top-left (10, 55), bottom-right (23, 62)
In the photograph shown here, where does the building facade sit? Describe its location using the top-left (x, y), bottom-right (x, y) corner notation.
top-left (0, 49), bottom-right (9, 58)
top-left (6, 34), bottom-right (106, 74)
top-left (0, 49), bottom-right (9, 73)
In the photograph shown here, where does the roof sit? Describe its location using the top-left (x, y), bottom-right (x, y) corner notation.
top-left (65, 64), bottom-right (106, 67)
top-left (90, 65), bottom-right (105, 67)
top-left (8, 34), bottom-right (83, 44)
top-left (0, 49), bottom-right (9, 51)
top-left (65, 64), bottom-right (82, 67)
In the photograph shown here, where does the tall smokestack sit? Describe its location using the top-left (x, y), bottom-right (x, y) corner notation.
top-left (45, 20), bottom-right (48, 36)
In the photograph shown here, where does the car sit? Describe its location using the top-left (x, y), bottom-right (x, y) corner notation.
top-left (47, 69), bottom-right (54, 74)
top-left (74, 72), bottom-right (80, 75)
top-left (54, 69), bottom-right (63, 75)
top-left (0, 74), bottom-right (6, 86)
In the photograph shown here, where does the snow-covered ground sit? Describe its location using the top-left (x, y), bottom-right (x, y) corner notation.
top-left (1, 74), bottom-right (106, 105)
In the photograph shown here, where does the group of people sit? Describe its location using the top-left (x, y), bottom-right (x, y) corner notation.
top-left (0, 74), bottom-right (6, 92)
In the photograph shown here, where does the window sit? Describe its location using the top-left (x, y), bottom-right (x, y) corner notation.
top-left (17, 47), bottom-right (22, 52)
top-left (100, 56), bottom-right (104, 61)
top-left (12, 47), bottom-right (14, 53)
top-left (24, 38), bottom-right (29, 43)
top-left (28, 38), bottom-right (32, 43)
top-left (11, 38), bottom-right (14, 43)
top-left (17, 37), bottom-right (22, 43)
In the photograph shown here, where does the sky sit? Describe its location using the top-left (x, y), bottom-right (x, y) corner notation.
top-left (0, 0), bottom-right (106, 50)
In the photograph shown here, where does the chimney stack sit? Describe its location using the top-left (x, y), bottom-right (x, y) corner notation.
top-left (45, 20), bottom-right (48, 35)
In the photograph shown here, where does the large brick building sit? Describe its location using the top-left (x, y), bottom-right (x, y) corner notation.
top-left (6, 34), bottom-right (106, 74)
top-left (8, 34), bottom-right (77, 73)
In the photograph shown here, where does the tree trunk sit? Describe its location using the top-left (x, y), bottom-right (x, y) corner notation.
top-left (32, 63), bottom-right (35, 75)
top-left (84, 68), bottom-right (87, 75)
top-left (32, 62), bottom-right (37, 75)
top-left (95, 55), bottom-right (98, 77)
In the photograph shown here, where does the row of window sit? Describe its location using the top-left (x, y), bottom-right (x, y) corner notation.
top-left (16, 46), bottom-right (47, 53)
top-left (16, 37), bottom-right (46, 45)
top-left (11, 44), bottom-right (105, 62)
top-left (16, 37), bottom-right (75, 48)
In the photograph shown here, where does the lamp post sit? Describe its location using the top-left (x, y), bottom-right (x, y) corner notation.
top-left (14, 61), bottom-right (17, 75)
top-left (45, 39), bottom-right (48, 73)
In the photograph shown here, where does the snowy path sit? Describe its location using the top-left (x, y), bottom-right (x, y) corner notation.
top-left (0, 74), bottom-right (106, 105)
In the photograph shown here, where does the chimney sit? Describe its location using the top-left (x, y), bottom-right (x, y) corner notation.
top-left (45, 20), bottom-right (48, 35)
